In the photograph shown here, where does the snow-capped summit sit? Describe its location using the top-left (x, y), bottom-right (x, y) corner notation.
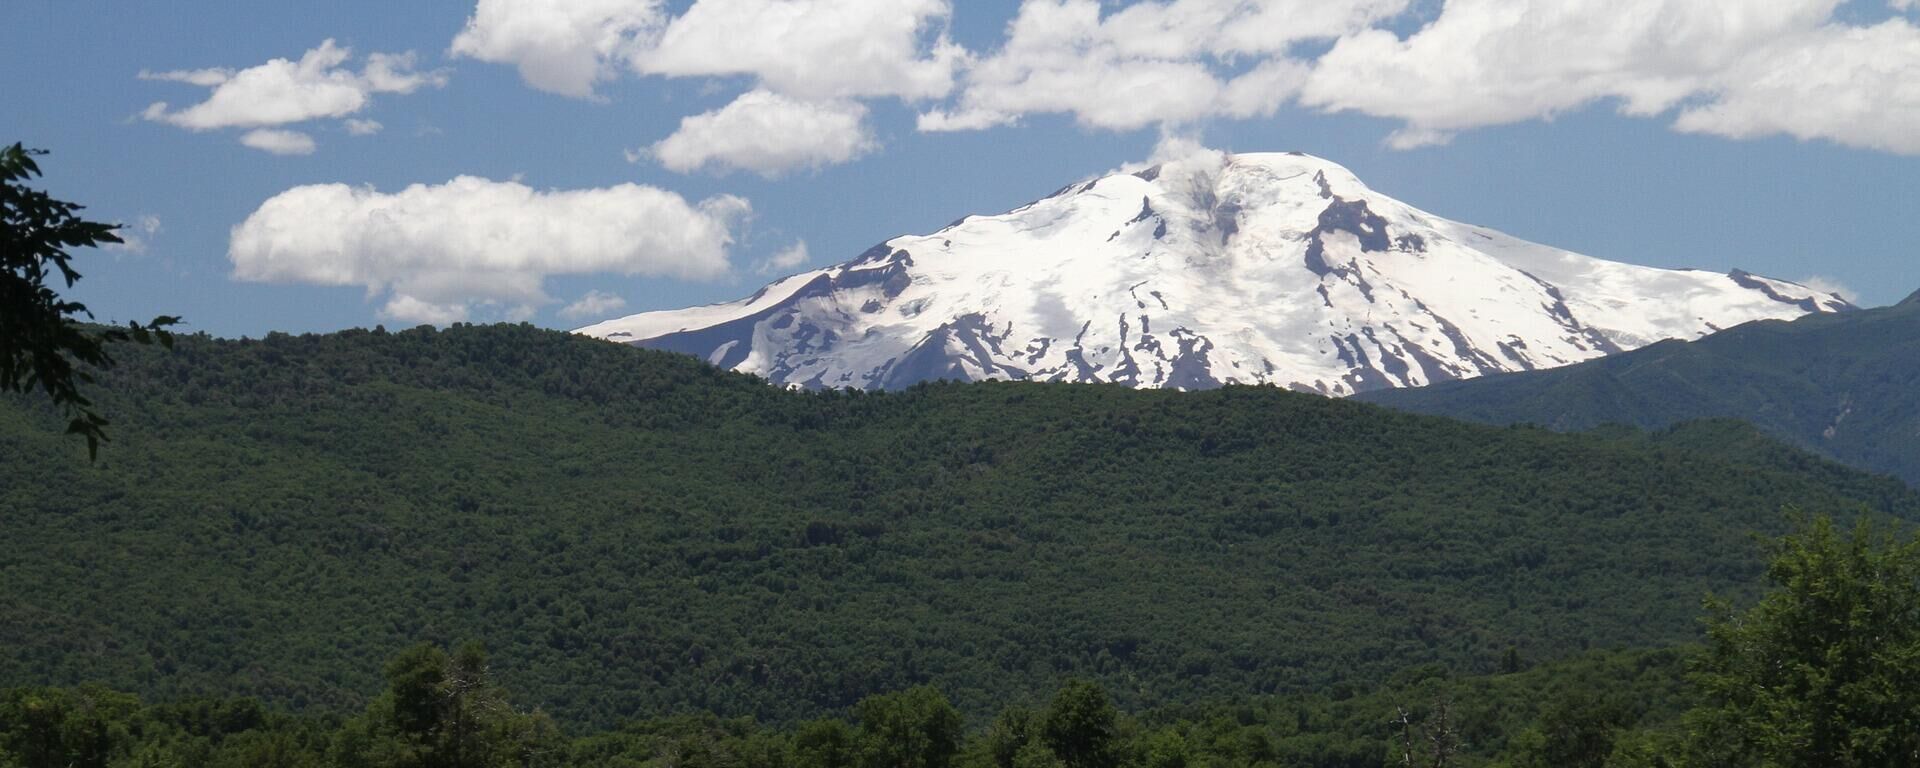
top-left (578, 150), bottom-right (1852, 395)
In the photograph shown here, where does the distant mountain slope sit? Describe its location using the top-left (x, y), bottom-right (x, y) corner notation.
top-left (1360, 295), bottom-right (1920, 484)
top-left (577, 150), bottom-right (1849, 393)
top-left (3, 325), bottom-right (1914, 727)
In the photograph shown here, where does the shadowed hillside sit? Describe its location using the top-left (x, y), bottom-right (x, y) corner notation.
top-left (1361, 295), bottom-right (1920, 485)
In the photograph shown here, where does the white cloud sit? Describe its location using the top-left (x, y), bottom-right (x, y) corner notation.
top-left (138, 67), bottom-right (233, 87)
top-left (653, 90), bottom-right (876, 176)
top-left (756, 240), bottom-right (810, 274)
top-left (559, 289), bottom-right (630, 320)
top-left (922, 0), bottom-right (1402, 132)
top-left (454, 0), bottom-right (960, 101)
top-left (917, 0), bottom-right (1920, 158)
top-left (1218, 59), bottom-right (1314, 120)
top-left (444, 0), bottom-right (1920, 165)
top-left (450, 0), bottom-right (666, 99)
top-left (635, 0), bottom-right (963, 101)
top-left (1797, 275), bottom-right (1858, 303)
top-left (1671, 19), bottom-right (1920, 155)
top-left (105, 215), bottom-right (163, 256)
top-left (345, 118), bottom-right (384, 136)
top-left (1142, 133), bottom-right (1229, 168)
top-left (453, 0), bottom-right (957, 171)
top-left (229, 176), bottom-right (749, 325)
top-left (1302, 0), bottom-right (1839, 143)
top-left (1298, 0), bottom-right (1920, 154)
top-left (144, 40), bottom-right (444, 132)
top-left (361, 52), bottom-right (441, 93)
top-left (382, 295), bottom-right (471, 326)
top-left (240, 129), bottom-right (318, 156)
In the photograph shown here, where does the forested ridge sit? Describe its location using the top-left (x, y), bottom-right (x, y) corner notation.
top-left (1359, 297), bottom-right (1920, 485)
top-left (2, 324), bottom-right (1916, 732)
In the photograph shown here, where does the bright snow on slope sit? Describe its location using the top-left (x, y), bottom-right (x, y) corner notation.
top-left (578, 149), bottom-right (1852, 395)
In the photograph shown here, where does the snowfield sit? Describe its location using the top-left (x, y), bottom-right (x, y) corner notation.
top-left (578, 151), bottom-right (1850, 395)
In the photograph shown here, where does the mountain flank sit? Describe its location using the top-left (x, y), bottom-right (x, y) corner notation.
top-left (1361, 297), bottom-right (1920, 485)
top-left (580, 150), bottom-right (1848, 394)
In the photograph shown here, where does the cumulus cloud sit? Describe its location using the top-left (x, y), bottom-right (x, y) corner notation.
top-left (455, 0), bottom-right (960, 101)
top-left (454, 0), bottom-right (957, 173)
top-left (1144, 133), bottom-right (1229, 168)
top-left (1300, 0), bottom-right (1833, 146)
top-left (913, 0), bottom-right (1920, 157)
top-left (634, 0), bottom-right (963, 101)
top-left (922, 0), bottom-right (1402, 132)
top-left (446, 0), bottom-right (1920, 166)
top-left (1298, 0), bottom-right (1920, 154)
top-left (240, 129), bottom-right (318, 156)
top-left (382, 295), bottom-right (470, 326)
top-left (229, 176), bottom-right (749, 325)
top-left (142, 40), bottom-right (445, 153)
top-left (653, 91), bottom-right (876, 177)
top-left (1218, 59), bottom-right (1314, 120)
top-left (756, 240), bottom-right (810, 275)
top-left (558, 290), bottom-right (630, 320)
top-left (344, 118), bottom-right (384, 136)
top-left (144, 40), bottom-right (442, 129)
top-left (1672, 19), bottom-right (1920, 155)
top-left (450, 0), bottom-right (666, 99)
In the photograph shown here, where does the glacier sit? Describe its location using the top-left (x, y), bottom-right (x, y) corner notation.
top-left (578, 151), bottom-right (1851, 395)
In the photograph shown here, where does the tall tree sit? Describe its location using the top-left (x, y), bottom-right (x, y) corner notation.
top-left (0, 685), bottom-right (143, 768)
top-left (855, 686), bottom-right (964, 768)
top-left (1039, 680), bottom-right (1120, 768)
top-left (332, 642), bottom-right (563, 768)
top-left (1505, 692), bottom-right (1631, 768)
top-left (1685, 514), bottom-right (1920, 767)
top-left (1, 143), bottom-right (176, 457)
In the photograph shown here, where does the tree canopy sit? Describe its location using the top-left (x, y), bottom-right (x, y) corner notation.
top-left (0, 143), bottom-right (175, 456)
top-left (3, 324), bottom-right (1915, 728)
top-left (1682, 515), bottom-right (1920, 766)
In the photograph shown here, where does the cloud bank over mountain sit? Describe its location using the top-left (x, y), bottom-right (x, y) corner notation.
top-left (433, 0), bottom-right (1920, 180)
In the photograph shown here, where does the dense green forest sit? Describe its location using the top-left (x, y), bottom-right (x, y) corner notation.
top-left (11, 516), bottom-right (1920, 767)
top-left (0, 645), bottom-right (1694, 768)
top-left (3, 325), bottom-right (1917, 730)
top-left (1360, 294), bottom-right (1920, 485)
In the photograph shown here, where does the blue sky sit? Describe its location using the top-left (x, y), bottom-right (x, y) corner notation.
top-left (5, 0), bottom-right (1918, 337)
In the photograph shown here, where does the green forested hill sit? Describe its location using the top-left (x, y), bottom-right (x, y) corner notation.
top-left (1, 324), bottom-right (1914, 729)
top-left (1359, 297), bottom-right (1920, 485)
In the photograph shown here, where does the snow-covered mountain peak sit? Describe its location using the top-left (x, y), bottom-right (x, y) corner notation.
top-left (578, 151), bottom-right (1852, 395)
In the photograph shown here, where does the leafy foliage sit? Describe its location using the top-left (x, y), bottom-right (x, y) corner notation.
top-left (0, 644), bottom-right (1701, 768)
top-left (0, 143), bottom-right (177, 457)
top-left (9, 516), bottom-right (1920, 766)
top-left (329, 642), bottom-right (564, 768)
top-left (1681, 515), bottom-right (1920, 766)
top-left (1360, 301), bottom-right (1920, 485)
top-left (2, 324), bottom-right (1915, 729)
top-left (1039, 681), bottom-right (1119, 768)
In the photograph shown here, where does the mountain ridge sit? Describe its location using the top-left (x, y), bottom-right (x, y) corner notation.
top-left (579, 150), bottom-right (1850, 393)
top-left (1360, 297), bottom-right (1920, 484)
